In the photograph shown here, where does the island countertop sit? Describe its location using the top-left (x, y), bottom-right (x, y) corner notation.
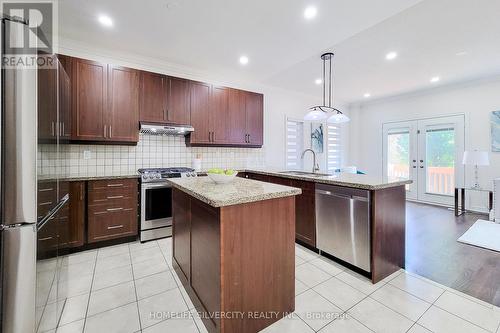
top-left (243, 168), bottom-right (412, 190)
top-left (168, 176), bottom-right (301, 207)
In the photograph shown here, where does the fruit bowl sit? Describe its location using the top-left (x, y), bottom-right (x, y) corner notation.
top-left (206, 169), bottom-right (238, 184)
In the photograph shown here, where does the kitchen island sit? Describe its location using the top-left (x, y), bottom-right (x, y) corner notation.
top-left (168, 176), bottom-right (301, 333)
top-left (242, 169), bottom-right (412, 283)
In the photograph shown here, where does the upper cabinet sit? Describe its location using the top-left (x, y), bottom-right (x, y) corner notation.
top-left (72, 58), bottom-right (108, 141)
top-left (71, 57), bottom-right (139, 143)
top-left (59, 54), bottom-right (263, 147)
top-left (189, 81), bottom-right (211, 144)
top-left (245, 92), bottom-right (264, 146)
top-left (226, 89), bottom-right (263, 146)
top-left (167, 77), bottom-right (190, 125)
top-left (107, 65), bottom-right (140, 143)
top-left (139, 71), bottom-right (167, 123)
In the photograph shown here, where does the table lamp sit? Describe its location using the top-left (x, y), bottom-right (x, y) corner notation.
top-left (462, 150), bottom-right (490, 189)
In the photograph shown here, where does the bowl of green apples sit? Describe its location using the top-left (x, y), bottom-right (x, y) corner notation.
top-left (206, 168), bottom-right (238, 184)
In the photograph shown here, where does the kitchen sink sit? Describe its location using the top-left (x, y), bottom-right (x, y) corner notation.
top-left (279, 171), bottom-right (332, 177)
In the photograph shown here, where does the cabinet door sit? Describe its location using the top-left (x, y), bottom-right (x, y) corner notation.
top-left (68, 181), bottom-right (85, 248)
top-left (210, 86), bottom-right (230, 144)
top-left (167, 77), bottom-right (190, 125)
top-left (139, 71), bottom-right (167, 123)
top-left (291, 180), bottom-right (316, 247)
top-left (228, 89), bottom-right (246, 144)
top-left (107, 65), bottom-right (140, 142)
top-left (245, 92), bottom-right (264, 146)
top-left (57, 54), bottom-right (72, 140)
top-left (172, 189), bottom-right (191, 282)
top-left (191, 199), bottom-right (221, 330)
top-left (189, 81), bottom-right (211, 144)
top-left (72, 58), bottom-right (107, 141)
top-left (37, 53), bottom-right (57, 142)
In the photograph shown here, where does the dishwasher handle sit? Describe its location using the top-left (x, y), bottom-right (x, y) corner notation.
top-left (315, 189), bottom-right (369, 202)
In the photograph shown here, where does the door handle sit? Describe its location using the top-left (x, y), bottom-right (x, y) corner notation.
top-left (109, 126), bottom-right (112, 138)
top-left (107, 225), bottom-right (123, 230)
top-left (104, 125), bottom-right (107, 138)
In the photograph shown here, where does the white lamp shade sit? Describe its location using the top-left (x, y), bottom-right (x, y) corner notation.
top-left (304, 109), bottom-right (328, 121)
top-left (327, 113), bottom-right (350, 124)
top-left (462, 151), bottom-right (490, 166)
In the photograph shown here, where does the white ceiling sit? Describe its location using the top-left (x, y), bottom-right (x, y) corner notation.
top-left (265, 0), bottom-right (500, 104)
top-left (58, 0), bottom-right (500, 104)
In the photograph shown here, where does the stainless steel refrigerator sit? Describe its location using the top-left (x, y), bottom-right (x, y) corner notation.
top-left (1, 16), bottom-right (69, 333)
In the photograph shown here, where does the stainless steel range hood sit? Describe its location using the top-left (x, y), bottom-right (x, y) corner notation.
top-left (140, 123), bottom-right (194, 136)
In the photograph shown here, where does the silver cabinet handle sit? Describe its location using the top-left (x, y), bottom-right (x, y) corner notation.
top-left (248, 134), bottom-right (251, 143)
top-left (38, 237), bottom-right (53, 241)
top-left (38, 188), bottom-right (54, 192)
top-left (107, 207), bottom-right (123, 212)
top-left (107, 183), bottom-right (123, 187)
top-left (109, 125), bottom-right (112, 138)
top-left (107, 225), bottom-right (123, 230)
top-left (94, 211), bottom-right (107, 215)
top-left (104, 125), bottom-right (107, 138)
top-left (107, 195), bottom-right (123, 199)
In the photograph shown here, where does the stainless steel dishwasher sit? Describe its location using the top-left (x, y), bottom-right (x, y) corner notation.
top-left (315, 184), bottom-right (371, 272)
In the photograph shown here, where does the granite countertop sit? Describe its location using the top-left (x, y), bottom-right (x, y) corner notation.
top-left (244, 168), bottom-right (412, 190)
top-left (168, 176), bottom-right (302, 207)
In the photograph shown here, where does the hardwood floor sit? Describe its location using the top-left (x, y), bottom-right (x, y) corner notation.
top-left (406, 201), bottom-right (500, 306)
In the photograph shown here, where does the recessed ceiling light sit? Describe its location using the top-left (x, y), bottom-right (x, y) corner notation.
top-left (304, 6), bottom-right (317, 19)
top-left (98, 15), bottom-right (113, 27)
top-left (364, 93), bottom-right (371, 98)
top-left (430, 76), bottom-right (440, 83)
top-left (385, 52), bottom-right (398, 60)
top-left (315, 78), bottom-right (322, 85)
top-left (456, 51), bottom-right (467, 56)
top-left (239, 56), bottom-right (249, 65)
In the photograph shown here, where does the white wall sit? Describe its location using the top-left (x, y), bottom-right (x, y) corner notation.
top-left (57, 38), bottom-right (320, 170)
top-left (348, 77), bottom-right (500, 211)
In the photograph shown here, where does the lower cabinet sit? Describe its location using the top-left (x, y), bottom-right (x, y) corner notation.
top-left (246, 173), bottom-right (317, 248)
top-left (87, 178), bottom-right (138, 243)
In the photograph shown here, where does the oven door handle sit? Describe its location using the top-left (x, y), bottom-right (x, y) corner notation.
top-left (142, 183), bottom-right (172, 189)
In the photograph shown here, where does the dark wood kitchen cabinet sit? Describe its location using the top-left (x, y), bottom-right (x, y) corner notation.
top-left (189, 83), bottom-right (230, 145)
top-left (246, 173), bottom-right (316, 247)
top-left (68, 181), bottom-right (86, 248)
top-left (139, 71), bottom-right (167, 123)
top-left (107, 65), bottom-right (140, 142)
top-left (58, 54), bottom-right (73, 140)
top-left (87, 178), bottom-right (138, 243)
top-left (167, 77), bottom-right (190, 125)
top-left (72, 57), bottom-right (108, 141)
top-left (227, 90), bottom-right (263, 146)
top-left (245, 92), bottom-right (264, 146)
top-left (189, 81), bottom-right (211, 144)
top-left (71, 57), bottom-right (139, 143)
top-left (291, 180), bottom-right (316, 247)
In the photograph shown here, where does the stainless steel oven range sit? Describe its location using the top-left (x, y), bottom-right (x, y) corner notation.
top-left (138, 167), bottom-right (197, 242)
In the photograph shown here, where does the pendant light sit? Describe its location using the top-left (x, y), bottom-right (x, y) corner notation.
top-left (304, 52), bottom-right (350, 123)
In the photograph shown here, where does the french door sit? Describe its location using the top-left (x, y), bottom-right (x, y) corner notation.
top-left (383, 115), bottom-right (465, 206)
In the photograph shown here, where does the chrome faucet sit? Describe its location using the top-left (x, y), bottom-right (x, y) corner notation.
top-left (301, 149), bottom-right (320, 173)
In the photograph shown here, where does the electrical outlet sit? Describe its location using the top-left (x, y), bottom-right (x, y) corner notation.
top-left (83, 150), bottom-right (92, 160)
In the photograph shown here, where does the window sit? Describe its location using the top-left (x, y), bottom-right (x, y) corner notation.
top-left (286, 119), bottom-right (304, 170)
top-left (326, 124), bottom-right (341, 172)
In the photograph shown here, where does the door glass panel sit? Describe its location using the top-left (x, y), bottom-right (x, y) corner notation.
top-left (425, 128), bottom-right (455, 196)
top-left (387, 130), bottom-right (410, 189)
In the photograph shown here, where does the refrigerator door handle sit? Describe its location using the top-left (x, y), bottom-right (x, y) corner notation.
top-left (37, 193), bottom-right (69, 230)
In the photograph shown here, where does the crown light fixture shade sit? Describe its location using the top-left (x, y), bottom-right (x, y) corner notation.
top-left (305, 52), bottom-right (350, 124)
top-left (462, 150), bottom-right (490, 189)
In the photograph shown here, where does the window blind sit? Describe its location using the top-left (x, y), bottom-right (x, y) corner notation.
top-left (286, 120), bottom-right (304, 170)
top-left (327, 124), bottom-right (341, 172)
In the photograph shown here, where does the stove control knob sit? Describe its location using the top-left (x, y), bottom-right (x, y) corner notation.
top-left (186, 173), bottom-right (191, 177)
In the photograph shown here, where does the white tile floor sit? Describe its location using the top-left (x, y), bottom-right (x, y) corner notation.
top-left (35, 239), bottom-right (500, 333)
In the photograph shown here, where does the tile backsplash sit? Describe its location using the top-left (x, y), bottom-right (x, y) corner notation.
top-left (38, 134), bottom-right (265, 178)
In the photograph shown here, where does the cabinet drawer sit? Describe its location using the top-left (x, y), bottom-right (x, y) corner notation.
top-left (88, 188), bottom-right (137, 206)
top-left (88, 178), bottom-right (137, 191)
top-left (88, 198), bottom-right (137, 214)
top-left (88, 206), bottom-right (137, 243)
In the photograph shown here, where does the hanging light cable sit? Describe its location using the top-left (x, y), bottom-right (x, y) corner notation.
top-left (304, 52), bottom-right (350, 123)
